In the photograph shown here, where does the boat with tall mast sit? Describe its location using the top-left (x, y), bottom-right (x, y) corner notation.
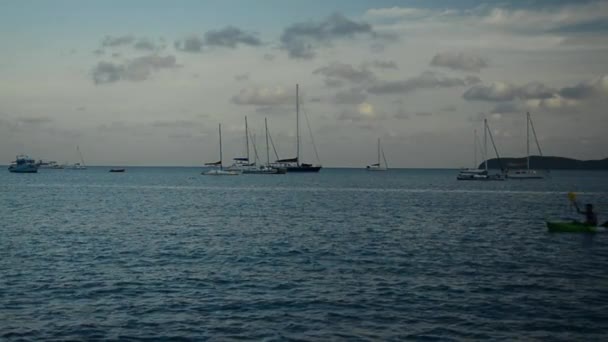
top-left (457, 119), bottom-right (504, 181)
top-left (274, 84), bottom-right (322, 173)
top-left (366, 138), bottom-right (388, 171)
top-left (506, 112), bottom-right (546, 179)
top-left (227, 116), bottom-right (255, 173)
top-left (203, 124), bottom-right (240, 176)
top-left (243, 118), bottom-right (286, 174)
top-left (66, 146), bottom-right (87, 170)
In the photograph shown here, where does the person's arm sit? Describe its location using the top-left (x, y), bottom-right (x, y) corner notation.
top-left (573, 201), bottom-right (583, 214)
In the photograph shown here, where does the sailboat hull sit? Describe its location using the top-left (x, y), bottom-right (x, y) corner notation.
top-left (506, 170), bottom-right (545, 179)
top-left (286, 165), bottom-right (321, 173)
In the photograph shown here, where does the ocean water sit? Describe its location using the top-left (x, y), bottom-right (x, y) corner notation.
top-left (1, 167), bottom-right (608, 340)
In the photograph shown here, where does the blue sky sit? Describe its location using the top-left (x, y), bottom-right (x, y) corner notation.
top-left (1, 0), bottom-right (607, 166)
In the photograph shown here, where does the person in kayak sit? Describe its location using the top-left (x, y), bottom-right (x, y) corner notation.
top-left (574, 203), bottom-right (598, 226)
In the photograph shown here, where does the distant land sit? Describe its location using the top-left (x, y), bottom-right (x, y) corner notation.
top-left (480, 156), bottom-right (608, 170)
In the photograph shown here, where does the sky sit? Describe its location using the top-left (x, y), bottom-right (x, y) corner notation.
top-left (1, 0), bottom-right (607, 167)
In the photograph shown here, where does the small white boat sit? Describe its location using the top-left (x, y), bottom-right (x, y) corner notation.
top-left (366, 138), bottom-right (388, 171)
top-left (8, 155), bottom-right (38, 173)
top-left (203, 124), bottom-right (241, 176)
top-left (37, 160), bottom-right (64, 169)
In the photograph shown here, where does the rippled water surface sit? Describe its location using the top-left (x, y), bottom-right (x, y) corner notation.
top-left (2, 168), bottom-right (608, 340)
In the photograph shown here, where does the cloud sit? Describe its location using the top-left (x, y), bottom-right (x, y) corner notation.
top-left (313, 62), bottom-right (375, 84)
top-left (151, 120), bottom-right (198, 128)
top-left (175, 26), bottom-right (261, 53)
top-left (174, 36), bottom-right (205, 52)
top-left (254, 105), bottom-right (291, 116)
top-left (481, 2), bottom-right (608, 34)
top-left (394, 109), bottom-right (410, 120)
top-left (324, 78), bottom-right (345, 88)
top-left (92, 55), bottom-right (177, 84)
top-left (134, 39), bottom-right (158, 51)
top-left (415, 111), bottom-right (433, 117)
top-left (491, 102), bottom-right (523, 114)
top-left (280, 13), bottom-right (375, 59)
top-left (263, 53), bottom-right (275, 61)
top-left (234, 73), bottom-right (250, 81)
top-left (204, 26), bottom-right (261, 47)
top-left (338, 102), bottom-right (380, 122)
top-left (332, 88), bottom-right (367, 104)
top-left (364, 7), bottom-right (434, 20)
top-left (92, 62), bottom-right (124, 84)
top-left (368, 60), bottom-right (398, 69)
top-left (430, 52), bottom-right (488, 72)
top-left (463, 81), bottom-right (556, 102)
top-left (231, 86), bottom-right (293, 106)
top-left (17, 117), bottom-right (53, 125)
top-left (441, 105), bottom-right (457, 112)
top-left (559, 74), bottom-right (608, 100)
top-left (93, 49), bottom-right (104, 56)
top-left (367, 71), bottom-right (478, 95)
top-left (101, 35), bottom-right (135, 47)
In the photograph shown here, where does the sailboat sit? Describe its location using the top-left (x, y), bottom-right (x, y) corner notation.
top-left (506, 112), bottom-right (546, 179)
top-left (203, 124), bottom-right (240, 176)
top-left (226, 116), bottom-right (255, 173)
top-left (366, 138), bottom-right (388, 171)
top-left (274, 84), bottom-right (322, 172)
top-left (242, 118), bottom-right (286, 174)
top-left (457, 119), bottom-right (504, 181)
top-left (66, 146), bottom-right (87, 170)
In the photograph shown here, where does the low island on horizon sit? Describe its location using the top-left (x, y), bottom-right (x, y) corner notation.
top-left (480, 156), bottom-right (608, 170)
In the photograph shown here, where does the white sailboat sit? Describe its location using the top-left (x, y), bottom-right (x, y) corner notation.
top-left (203, 124), bottom-right (240, 176)
top-left (66, 145), bottom-right (87, 170)
top-left (226, 116), bottom-right (254, 173)
top-left (506, 112), bottom-right (546, 179)
top-left (366, 138), bottom-right (388, 171)
top-left (457, 119), bottom-right (504, 181)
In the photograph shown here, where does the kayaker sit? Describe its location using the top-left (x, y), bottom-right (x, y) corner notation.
top-left (574, 203), bottom-right (598, 226)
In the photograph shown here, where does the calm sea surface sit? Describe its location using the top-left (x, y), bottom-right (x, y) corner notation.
top-left (1, 168), bottom-right (608, 340)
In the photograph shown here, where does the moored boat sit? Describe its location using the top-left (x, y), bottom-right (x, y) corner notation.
top-left (506, 112), bottom-right (547, 179)
top-left (273, 84), bottom-right (321, 173)
top-left (457, 120), bottom-right (504, 181)
top-left (203, 124), bottom-right (241, 176)
top-left (8, 155), bottom-right (38, 173)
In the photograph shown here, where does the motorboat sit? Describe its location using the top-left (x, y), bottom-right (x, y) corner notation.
top-left (8, 155), bottom-right (38, 173)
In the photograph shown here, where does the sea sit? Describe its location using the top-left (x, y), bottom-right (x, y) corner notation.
top-left (1, 167), bottom-right (608, 340)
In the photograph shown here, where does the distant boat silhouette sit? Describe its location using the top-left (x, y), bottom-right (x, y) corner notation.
top-left (109, 168), bottom-right (125, 173)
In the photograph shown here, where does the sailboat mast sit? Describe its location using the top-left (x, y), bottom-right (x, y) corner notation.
top-left (377, 138), bottom-right (381, 166)
top-left (473, 129), bottom-right (477, 168)
top-left (77, 145), bottom-right (86, 166)
top-left (219, 124), bottom-right (223, 170)
top-left (484, 119), bottom-right (488, 172)
top-left (296, 84), bottom-right (300, 166)
top-left (526, 112), bottom-right (530, 170)
top-left (265, 118), bottom-right (270, 166)
top-left (245, 116), bottom-right (249, 164)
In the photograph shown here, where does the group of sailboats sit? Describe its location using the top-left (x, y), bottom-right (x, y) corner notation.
top-left (457, 118), bottom-right (504, 181)
top-left (203, 84), bottom-right (321, 176)
top-left (457, 112), bottom-right (547, 180)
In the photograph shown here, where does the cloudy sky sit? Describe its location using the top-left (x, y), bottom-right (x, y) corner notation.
top-left (1, 0), bottom-right (607, 167)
